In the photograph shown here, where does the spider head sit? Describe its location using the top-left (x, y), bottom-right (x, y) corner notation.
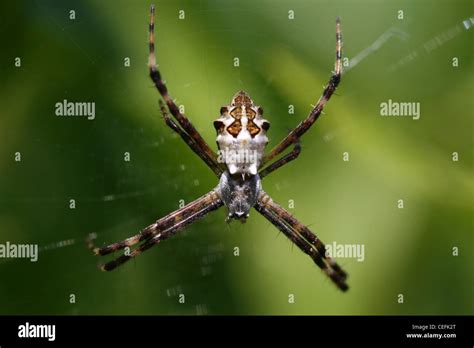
top-left (214, 91), bottom-right (270, 176)
top-left (218, 171), bottom-right (261, 223)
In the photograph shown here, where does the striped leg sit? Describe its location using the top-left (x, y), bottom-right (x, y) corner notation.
top-left (259, 142), bottom-right (301, 179)
top-left (258, 191), bottom-right (347, 280)
top-left (159, 101), bottom-right (224, 176)
top-left (87, 189), bottom-right (222, 259)
top-left (262, 18), bottom-right (342, 165)
top-left (148, 5), bottom-right (224, 177)
top-left (255, 191), bottom-right (348, 292)
top-left (95, 194), bottom-right (223, 271)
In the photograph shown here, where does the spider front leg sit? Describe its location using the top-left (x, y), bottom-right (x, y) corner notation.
top-left (159, 101), bottom-right (224, 177)
top-left (254, 191), bottom-right (348, 291)
top-left (259, 142), bottom-right (301, 179)
top-left (87, 189), bottom-right (223, 270)
top-left (148, 5), bottom-right (224, 177)
top-left (261, 17), bottom-right (342, 166)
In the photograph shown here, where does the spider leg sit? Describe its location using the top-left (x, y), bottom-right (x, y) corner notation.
top-left (254, 191), bottom-right (348, 292)
top-left (95, 194), bottom-right (223, 271)
top-left (87, 189), bottom-right (222, 258)
top-left (148, 5), bottom-right (224, 177)
top-left (258, 191), bottom-right (347, 280)
top-left (259, 142), bottom-right (301, 179)
top-left (261, 18), bottom-right (342, 166)
top-left (159, 101), bottom-right (223, 176)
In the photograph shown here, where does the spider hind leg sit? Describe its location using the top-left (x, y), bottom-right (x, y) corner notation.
top-left (87, 189), bottom-right (223, 270)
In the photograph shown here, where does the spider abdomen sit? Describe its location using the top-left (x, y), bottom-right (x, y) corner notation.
top-left (215, 91), bottom-right (270, 175)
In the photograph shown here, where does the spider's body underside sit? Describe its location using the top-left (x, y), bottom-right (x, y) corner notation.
top-left (87, 5), bottom-right (349, 292)
top-left (216, 91), bottom-right (268, 221)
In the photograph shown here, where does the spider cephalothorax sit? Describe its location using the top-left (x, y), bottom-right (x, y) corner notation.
top-left (218, 170), bottom-right (261, 222)
top-left (87, 6), bottom-right (349, 292)
top-left (214, 91), bottom-right (270, 176)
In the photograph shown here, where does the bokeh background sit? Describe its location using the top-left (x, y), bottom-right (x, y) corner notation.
top-left (0, 0), bottom-right (472, 315)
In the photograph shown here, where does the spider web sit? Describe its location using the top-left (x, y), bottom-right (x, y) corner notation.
top-left (2, 0), bottom-right (473, 316)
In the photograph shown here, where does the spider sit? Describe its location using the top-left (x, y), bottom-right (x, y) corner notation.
top-left (87, 5), bottom-right (348, 292)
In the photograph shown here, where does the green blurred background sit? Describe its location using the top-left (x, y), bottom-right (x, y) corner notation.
top-left (0, 0), bottom-right (472, 315)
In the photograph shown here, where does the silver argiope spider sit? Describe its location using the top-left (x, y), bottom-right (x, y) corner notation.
top-left (87, 5), bottom-right (348, 291)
